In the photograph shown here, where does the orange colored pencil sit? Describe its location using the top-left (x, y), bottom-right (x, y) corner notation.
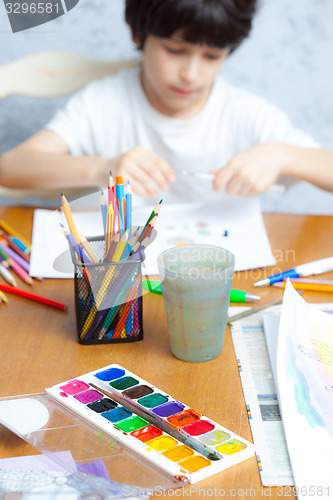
top-left (274, 281), bottom-right (333, 292)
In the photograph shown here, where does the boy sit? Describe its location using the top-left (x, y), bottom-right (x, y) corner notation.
top-left (0, 0), bottom-right (332, 202)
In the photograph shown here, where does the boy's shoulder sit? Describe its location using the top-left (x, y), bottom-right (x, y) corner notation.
top-left (79, 67), bottom-right (140, 104)
top-left (214, 76), bottom-right (276, 112)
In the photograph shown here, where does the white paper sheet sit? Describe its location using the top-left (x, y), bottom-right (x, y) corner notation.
top-left (30, 197), bottom-right (275, 278)
top-left (277, 282), bottom-right (333, 499)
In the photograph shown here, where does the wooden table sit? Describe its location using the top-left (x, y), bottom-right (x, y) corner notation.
top-left (1, 206), bottom-right (333, 499)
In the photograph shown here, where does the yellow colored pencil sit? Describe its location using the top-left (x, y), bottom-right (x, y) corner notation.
top-left (112, 230), bottom-right (129, 262)
top-left (60, 193), bottom-right (80, 244)
top-left (0, 220), bottom-right (31, 250)
top-left (105, 203), bottom-right (115, 256)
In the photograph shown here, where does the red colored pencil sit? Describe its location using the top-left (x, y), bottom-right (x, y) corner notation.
top-left (0, 284), bottom-right (67, 310)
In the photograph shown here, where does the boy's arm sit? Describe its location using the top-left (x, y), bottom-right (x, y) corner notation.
top-left (0, 130), bottom-right (108, 190)
top-left (0, 131), bottom-right (175, 195)
top-left (211, 143), bottom-right (333, 196)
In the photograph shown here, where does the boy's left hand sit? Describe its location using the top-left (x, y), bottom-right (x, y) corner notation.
top-left (210, 142), bottom-right (289, 196)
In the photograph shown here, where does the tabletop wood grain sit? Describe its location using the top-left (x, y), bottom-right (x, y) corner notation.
top-left (1, 206), bottom-right (332, 499)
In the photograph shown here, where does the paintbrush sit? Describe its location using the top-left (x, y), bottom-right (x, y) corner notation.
top-left (90, 383), bottom-right (222, 461)
top-left (227, 296), bottom-right (284, 324)
top-left (227, 291), bottom-right (304, 324)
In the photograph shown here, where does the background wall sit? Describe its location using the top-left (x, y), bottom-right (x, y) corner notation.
top-left (0, 0), bottom-right (332, 213)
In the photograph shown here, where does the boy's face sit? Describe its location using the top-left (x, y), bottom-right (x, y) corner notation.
top-left (140, 34), bottom-right (229, 119)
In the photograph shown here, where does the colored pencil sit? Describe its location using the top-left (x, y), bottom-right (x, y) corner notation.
top-left (0, 283), bottom-right (67, 310)
top-left (273, 280), bottom-right (333, 292)
top-left (108, 171), bottom-right (115, 208)
top-left (105, 233), bottom-right (120, 262)
top-left (128, 235), bottom-right (152, 261)
top-left (0, 262), bottom-right (17, 287)
top-left (115, 176), bottom-right (126, 235)
top-left (0, 220), bottom-right (31, 250)
top-left (0, 241), bottom-right (30, 273)
top-left (125, 180), bottom-right (132, 232)
top-left (75, 227), bottom-right (99, 263)
top-left (0, 290), bottom-right (8, 303)
top-left (0, 244), bottom-right (33, 285)
top-left (60, 224), bottom-right (91, 264)
top-left (105, 203), bottom-right (115, 255)
top-left (60, 193), bottom-right (81, 244)
top-left (8, 256), bottom-right (34, 285)
top-left (112, 229), bottom-right (129, 262)
top-left (280, 278), bottom-right (333, 286)
top-left (11, 236), bottom-right (30, 255)
top-left (137, 200), bottom-right (162, 243)
top-left (100, 191), bottom-right (107, 235)
top-left (98, 267), bottom-right (138, 339)
top-left (80, 265), bottom-right (119, 338)
top-left (0, 231), bottom-right (30, 263)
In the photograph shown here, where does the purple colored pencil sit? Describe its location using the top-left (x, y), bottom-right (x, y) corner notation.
top-left (0, 241), bottom-right (30, 273)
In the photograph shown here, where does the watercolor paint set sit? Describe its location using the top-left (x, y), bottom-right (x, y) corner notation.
top-left (46, 364), bottom-right (255, 484)
top-left (0, 364), bottom-right (254, 493)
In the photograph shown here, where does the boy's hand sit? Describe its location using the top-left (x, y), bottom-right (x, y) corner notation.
top-left (211, 143), bottom-right (289, 196)
top-left (110, 146), bottom-right (175, 197)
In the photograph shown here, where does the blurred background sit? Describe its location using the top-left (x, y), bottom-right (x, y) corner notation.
top-left (0, 0), bottom-right (332, 213)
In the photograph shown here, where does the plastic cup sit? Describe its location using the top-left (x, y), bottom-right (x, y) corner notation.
top-left (157, 245), bottom-right (235, 362)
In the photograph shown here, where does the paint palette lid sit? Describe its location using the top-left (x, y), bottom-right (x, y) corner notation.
top-left (0, 393), bottom-right (185, 496)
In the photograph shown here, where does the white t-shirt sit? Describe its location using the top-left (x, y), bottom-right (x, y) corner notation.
top-left (47, 67), bottom-right (319, 205)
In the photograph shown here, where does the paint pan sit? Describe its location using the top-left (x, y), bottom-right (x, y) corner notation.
top-left (42, 363), bottom-right (255, 484)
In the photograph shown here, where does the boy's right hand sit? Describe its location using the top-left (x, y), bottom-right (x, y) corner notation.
top-left (110, 146), bottom-right (175, 197)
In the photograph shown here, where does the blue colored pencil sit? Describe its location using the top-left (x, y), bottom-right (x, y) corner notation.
top-left (100, 191), bottom-right (107, 235)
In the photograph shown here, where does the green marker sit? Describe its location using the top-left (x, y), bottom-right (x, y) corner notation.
top-left (142, 280), bottom-right (260, 302)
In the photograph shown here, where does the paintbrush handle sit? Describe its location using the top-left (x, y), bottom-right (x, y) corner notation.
top-left (90, 383), bottom-right (221, 461)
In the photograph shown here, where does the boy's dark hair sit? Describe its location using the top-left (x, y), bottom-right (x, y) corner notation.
top-left (125, 0), bottom-right (257, 51)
